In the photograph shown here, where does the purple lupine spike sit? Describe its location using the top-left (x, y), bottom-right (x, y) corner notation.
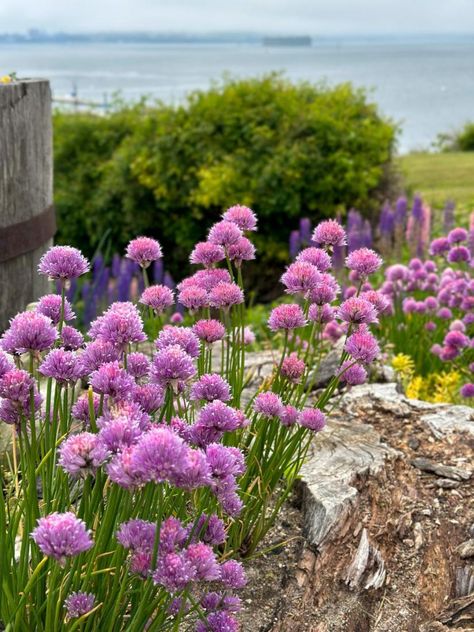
top-left (379, 202), bottom-right (395, 238)
top-left (394, 196), bottom-right (407, 226)
top-left (443, 199), bottom-right (455, 234)
top-left (111, 254), bottom-right (122, 278)
top-left (164, 272), bottom-right (175, 290)
top-left (411, 195), bottom-right (423, 222)
top-left (66, 278), bottom-right (78, 303)
top-left (299, 218), bottom-right (312, 247)
top-left (347, 209), bottom-right (363, 234)
top-left (289, 230), bottom-right (300, 259)
top-left (92, 254), bottom-right (105, 281)
top-left (332, 244), bottom-right (345, 270)
top-left (362, 220), bottom-right (373, 248)
top-left (117, 264), bottom-right (133, 302)
top-left (153, 259), bottom-right (164, 284)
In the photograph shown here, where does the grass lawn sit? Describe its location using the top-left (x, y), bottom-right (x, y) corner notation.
top-left (398, 152), bottom-right (474, 211)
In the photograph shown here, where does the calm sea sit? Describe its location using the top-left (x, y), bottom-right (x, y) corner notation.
top-left (1, 38), bottom-right (473, 153)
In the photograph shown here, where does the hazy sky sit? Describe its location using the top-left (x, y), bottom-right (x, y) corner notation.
top-left (1, 0), bottom-right (473, 34)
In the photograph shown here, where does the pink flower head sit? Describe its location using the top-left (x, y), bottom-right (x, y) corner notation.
top-left (133, 383), bottom-right (165, 413)
top-left (190, 242), bottom-right (226, 267)
top-left (90, 361), bottom-right (135, 400)
top-left (268, 304), bottom-right (306, 331)
top-left (312, 220), bottom-right (346, 248)
top-left (125, 237), bottom-right (162, 268)
top-left (385, 264), bottom-right (409, 283)
top-left (1, 311), bottom-right (57, 354)
top-left (39, 349), bottom-right (81, 384)
top-left (0, 368), bottom-right (35, 403)
top-left (208, 221), bottom-right (242, 247)
top-left (89, 302), bottom-right (146, 350)
top-left (61, 326), bottom-right (84, 351)
top-left (448, 227), bottom-right (468, 244)
top-left (72, 392), bottom-right (101, 425)
top-left (308, 273), bottom-right (340, 305)
top-left (156, 326), bottom-right (200, 358)
top-left (280, 353), bottom-right (306, 383)
top-left (193, 319), bottom-right (226, 344)
top-left (0, 351), bottom-right (13, 379)
top-left (130, 427), bottom-right (189, 484)
top-left (460, 383), bottom-right (474, 398)
top-left (190, 374), bottom-right (231, 402)
top-left (64, 592), bottom-right (95, 619)
top-left (38, 246), bottom-right (89, 280)
top-left (178, 285), bottom-right (209, 311)
top-left (346, 248), bottom-right (383, 277)
top-left (253, 392), bottom-right (283, 418)
top-left (170, 312), bottom-right (184, 324)
top-left (361, 290), bottom-right (390, 315)
top-left (279, 404), bottom-right (299, 427)
top-left (308, 303), bottom-right (335, 324)
top-left (140, 285), bottom-right (174, 312)
top-left (222, 205), bottom-right (257, 231)
top-left (345, 326), bottom-right (380, 363)
top-left (31, 512), bottom-right (93, 564)
top-left (179, 269), bottom-right (231, 292)
top-left (447, 246), bottom-right (470, 263)
top-left (281, 261), bottom-right (320, 295)
top-left (58, 432), bottom-right (108, 477)
top-left (430, 237), bottom-right (450, 256)
top-left (220, 559), bottom-right (247, 589)
top-left (126, 352), bottom-right (151, 379)
top-left (196, 612), bottom-right (238, 632)
top-left (339, 360), bottom-right (367, 385)
top-left (151, 345), bottom-right (196, 387)
top-left (337, 297), bottom-right (378, 325)
top-left (296, 247), bottom-right (332, 272)
top-left (78, 340), bottom-right (120, 375)
top-left (227, 237), bottom-right (256, 267)
top-left (209, 282), bottom-right (244, 310)
top-left (37, 294), bottom-right (75, 325)
top-left (243, 326), bottom-right (256, 345)
top-left (298, 408), bottom-right (326, 432)
top-left (444, 330), bottom-right (469, 349)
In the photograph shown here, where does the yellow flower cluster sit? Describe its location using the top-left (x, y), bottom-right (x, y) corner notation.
top-left (0, 75), bottom-right (12, 84)
top-left (391, 353), bottom-right (461, 404)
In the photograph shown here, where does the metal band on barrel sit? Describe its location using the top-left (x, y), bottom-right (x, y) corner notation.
top-left (0, 205), bottom-right (56, 262)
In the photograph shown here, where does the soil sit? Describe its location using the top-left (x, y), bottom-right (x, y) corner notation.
top-left (239, 388), bottom-right (474, 632)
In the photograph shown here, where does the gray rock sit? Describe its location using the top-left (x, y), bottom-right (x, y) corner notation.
top-left (411, 457), bottom-right (471, 481)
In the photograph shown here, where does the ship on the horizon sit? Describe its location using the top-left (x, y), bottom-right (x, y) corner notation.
top-left (263, 35), bottom-right (312, 47)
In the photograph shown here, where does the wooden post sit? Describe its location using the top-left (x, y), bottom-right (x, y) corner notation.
top-left (0, 79), bottom-right (55, 331)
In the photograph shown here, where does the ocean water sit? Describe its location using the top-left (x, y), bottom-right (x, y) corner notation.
top-left (1, 38), bottom-right (473, 153)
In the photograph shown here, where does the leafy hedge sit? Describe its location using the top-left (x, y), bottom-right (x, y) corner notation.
top-left (437, 121), bottom-right (474, 152)
top-left (54, 74), bottom-right (397, 294)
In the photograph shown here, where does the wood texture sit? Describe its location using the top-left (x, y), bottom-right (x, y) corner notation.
top-left (0, 80), bottom-right (53, 330)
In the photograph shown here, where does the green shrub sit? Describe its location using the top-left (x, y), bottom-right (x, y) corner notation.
top-left (54, 75), bottom-right (397, 293)
top-left (437, 121), bottom-right (474, 152)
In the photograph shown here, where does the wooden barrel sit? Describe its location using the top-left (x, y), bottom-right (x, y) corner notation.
top-left (0, 79), bottom-right (56, 331)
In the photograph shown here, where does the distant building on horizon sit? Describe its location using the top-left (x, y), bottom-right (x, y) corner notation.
top-left (263, 35), bottom-right (312, 47)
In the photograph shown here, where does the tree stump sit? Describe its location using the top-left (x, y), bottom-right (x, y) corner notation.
top-left (0, 79), bottom-right (55, 331)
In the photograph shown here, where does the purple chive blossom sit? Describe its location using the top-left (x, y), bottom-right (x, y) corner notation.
top-left (279, 404), bottom-right (299, 427)
top-left (64, 592), bottom-right (95, 619)
top-left (346, 248), bottom-right (383, 277)
top-left (61, 326), bottom-right (84, 351)
top-left (125, 237), bottom-right (162, 268)
top-left (36, 294), bottom-right (75, 325)
top-left (208, 220), bottom-right (243, 247)
top-left (106, 447), bottom-right (144, 489)
top-left (0, 368), bottom-right (35, 403)
top-left (1, 311), bottom-right (57, 354)
top-left (253, 392), bottom-right (284, 418)
top-left (430, 237), bottom-right (451, 256)
top-left (38, 246), bottom-right (90, 280)
top-left (58, 432), bottom-right (108, 477)
top-left (185, 542), bottom-right (221, 581)
top-left (444, 330), bottom-right (470, 349)
top-left (89, 302), bottom-right (146, 350)
top-left (98, 416), bottom-right (143, 453)
top-left (219, 560), bottom-right (247, 589)
top-left (268, 304), bottom-right (306, 331)
top-left (298, 408), bottom-right (326, 432)
top-left (196, 612), bottom-right (239, 632)
top-left (130, 427), bottom-right (189, 484)
top-left (192, 401), bottom-right (241, 446)
top-left (72, 392), bottom-right (101, 425)
top-left (190, 242), bottom-right (226, 267)
top-left (178, 285), bottom-right (209, 311)
top-left (339, 360), bottom-right (367, 385)
top-left (308, 303), bottom-right (335, 323)
top-left (139, 285), bottom-right (174, 312)
top-left (296, 247), bottom-right (332, 272)
top-left (190, 374), bottom-right (231, 402)
top-left (337, 297), bottom-right (378, 325)
top-left (193, 319), bottom-right (226, 344)
top-left (156, 326), bottom-right (201, 358)
top-left (447, 246), bottom-right (470, 263)
top-left (90, 361), bottom-right (135, 400)
top-left (280, 354), bottom-right (305, 383)
top-left (153, 552), bottom-right (196, 592)
top-left (170, 312), bottom-right (184, 324)
top-left (0, 351), bottom-right (13, 378)
top-left (208, 282), bottom-right (244, 310)
top-left (173, 448), bottom-right (212, 490)
top-left (361, 290), bottom-right (390, 315)
top-left (201, 592), bottom-right (242, 614)
top-left (460, 383), bottom-right (474, 398)
top-left (308, 273), bottom-right (340, 305)
top-left (222, 205), bottom-right (257, 231)
top-left (133, 383), bottom-right (165, 413)
top-left (345, 326), bottom-right (380, 363)
top-left (243, 326), bottom-right (256, 345)
top-left (126, 352), bottom-right (151, 380)
top-left (39, 349), bottom-right (81, 384)
top-left (385, 264), bottom-right (409, 283)
top-left (227, 237), bottom-right (256, 267)
top-left (78, 340), bottom-right (120, 375)
top-left (159, 516), bottom-right (188, 553)
top-left (448, 227), bottom-right (468, 244)
top-left (116, 519), bottom-right (156, 556)
top-left (191, 514), bottom-right (226, 546)
top-left (151, 345), bottom-right (196, 387)
top-left (31, 512), bottom-right (93, 564)
top-left (312, 220), bottom-right (347, 248)
top-left (281, 261), bottom-right (320, 295)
